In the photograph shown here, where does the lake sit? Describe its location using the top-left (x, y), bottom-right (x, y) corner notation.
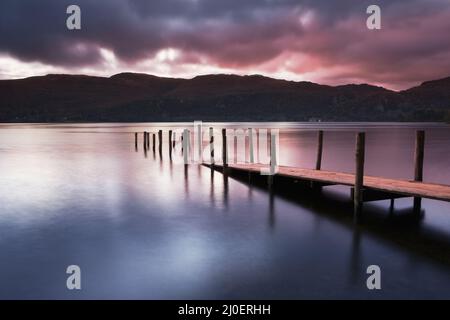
top-left (0, 122), bottom-right (449, 299)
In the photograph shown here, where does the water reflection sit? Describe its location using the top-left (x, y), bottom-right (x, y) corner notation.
top-left (0, 123), bottom-right (449, 299)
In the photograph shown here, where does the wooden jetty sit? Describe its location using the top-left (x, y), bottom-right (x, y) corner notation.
top-left (135, 128), bottom-right (450, 218)
top-left (204, 163), bottom-right (450, 203)
top-left (202, 128), bottom-right (450, 218)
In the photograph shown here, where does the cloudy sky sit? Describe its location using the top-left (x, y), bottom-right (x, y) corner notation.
top-left (0, 0), bottom-right (449, 90)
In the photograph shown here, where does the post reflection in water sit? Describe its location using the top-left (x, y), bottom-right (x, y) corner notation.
top-left (349, 227), bottom-right (362, 285)
top-left (268, 180), bottom-right (276, 231)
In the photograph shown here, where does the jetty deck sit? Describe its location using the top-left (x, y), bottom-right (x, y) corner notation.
top-left (204, 163), bottom-right (450, 202)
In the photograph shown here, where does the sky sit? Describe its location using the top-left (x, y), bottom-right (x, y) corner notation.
top-left (0, 0), bottom-right (450, 90)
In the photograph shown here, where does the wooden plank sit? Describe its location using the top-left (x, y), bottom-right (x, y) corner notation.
top-left (205, 163), bottom-right (450, 202)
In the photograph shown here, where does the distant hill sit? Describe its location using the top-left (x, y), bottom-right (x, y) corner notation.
top-left (0, 73), bottom-right (449, 122)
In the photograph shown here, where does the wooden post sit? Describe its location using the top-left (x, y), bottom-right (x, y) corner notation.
top-left (222, 128), bottom-right (227, 167)
top-left (354, 132), bottom-right (365, 217)
top-left (169, 130), bottom-right (173, 158)
top-left (183, 129), bottom-right (189, 165)
top-left (158, 130), bottom-right (163, 154)
top-left (147, 132), bottom-right (150, 149)
top-left (270, 131), bottom-right (277, 173)
top-left (414, 130), bottom-right (425, 213)
top-left (134, 132), bottom-right (138, 149)
top-left (249, 128), bottom-right (254, 163)
top-left (172, 132), bottom-right (176, 148)
top-left (143, 131), bottom-right (147, 149)
top-left (316, 130), bottom-right (323, 170)
top-left (152, 134), bottom-right (156, 152)
top-left (268, 131), bottom-right (277, 187)
top-left (209, 127), bottom-right (215, 164)
top-left (196, 122), bottom-right (202, 163)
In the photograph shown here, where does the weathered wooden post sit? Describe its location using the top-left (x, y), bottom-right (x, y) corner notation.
top-left (134, 132), bottom-right (138, 149)
top-left (147, 132), bottom-right (150, 149)
top-left (143, 131), bottom-right (147, 150)
top-left (222, 128), bottom-right (227, 168)
top-left (414, 130), bottom-right (425, 213)
top-left (169, 130), bottom-right (173, 158)
top-left (183, 129), bottom-right (189, 165)
top-left (172, 132), bottom-right (176, 148)
top-left (158, 130), bottom-right (163, 155)
top-left (354, 132), bottom-right (366, 217)
top-left (316, 130), bottom-right (323, 170)
top-left (152, 133), bottom-right (156, 152)
top-left (268, 130), bottom-right (278, 187)
top-left (196, 122), bottom-right (202, 163)
top-left (249, 128), bottom-right (254, 163)
top-left (209, 127), bottom-right (215, 165)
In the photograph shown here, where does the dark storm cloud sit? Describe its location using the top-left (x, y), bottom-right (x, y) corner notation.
top-left (0, 0), bottom-right (449, 88)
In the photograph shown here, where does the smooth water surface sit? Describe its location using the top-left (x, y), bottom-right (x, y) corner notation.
top-left (0, 122), bottom-right (449, 299)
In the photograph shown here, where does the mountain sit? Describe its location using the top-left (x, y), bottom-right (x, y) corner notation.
top-left (0, 73), bottom-right (449, 122)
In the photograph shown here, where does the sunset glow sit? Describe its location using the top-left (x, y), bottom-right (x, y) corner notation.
top-left (1, 0), bottom-right (450, 90)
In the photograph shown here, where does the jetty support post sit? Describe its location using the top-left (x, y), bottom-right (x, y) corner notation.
top-left (413, 130), bottom-right (425, 213)
top-left (222, 128), bottom-right (228, 173)
top-left (209, 127), bottom-right (215, 165)
top-left (249, 128), bottom-right (255, 164)
top-left (158, 130), bottom-right (163, 155)
top-left (195, 121), bottom-right (202, 164)
top-left (268, 130), bottom-right (278, 188)
top-left (183, 129), bottom-right (189, 165)
top-left (169, 130), bottom-right (173, 158)
top-left (152, 133), bottom-right (156, 152)
top-left (134, 132), bottom-right (138, 150)
top-left (143, 131), bottom-right (147, 150)
top-left (354, 132), bottom-right (366, 219)
top-left (316, 130), bottom-right (323, 170)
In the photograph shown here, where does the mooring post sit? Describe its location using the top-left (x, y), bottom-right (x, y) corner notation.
top-left (134, 132), bottom-right (138, 149)
top-left (183, 129), bottom-right (189, 165)
top-left (209, 127), bottom-right (215, 165)
top-left (158, 130), bottom-right (163, 154)
top-left (152, 133), bottom-right (156, 152)
top-left (413, 130), bottom-right (425, 213)
top-left (196, 122), bottom-right (202, 163)
top-left (222, 128), bottom-right (228, 170)
top-left (268, 131), bottom-right (277, 187)
top-left (147, 132), bottom-right (150, 149)
top-left (354, 132), bottom-right (366, 218)
top-left (316, 130), bottom-right (323, 170)
top-left (249, 128), bottom-right (255, 163)
top-left (143, 131), bottom-right (147, 150)
top-left (168, 130), bottom-right (173, 159)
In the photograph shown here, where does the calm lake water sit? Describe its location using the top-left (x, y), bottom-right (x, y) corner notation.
top-left (0, 122), bottom-right (449, 299)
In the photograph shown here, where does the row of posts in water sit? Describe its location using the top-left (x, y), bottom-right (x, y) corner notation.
top-left (134, 127), bottom-right (279, 169)
top-left (134, 128), bottom-right (426, 216)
